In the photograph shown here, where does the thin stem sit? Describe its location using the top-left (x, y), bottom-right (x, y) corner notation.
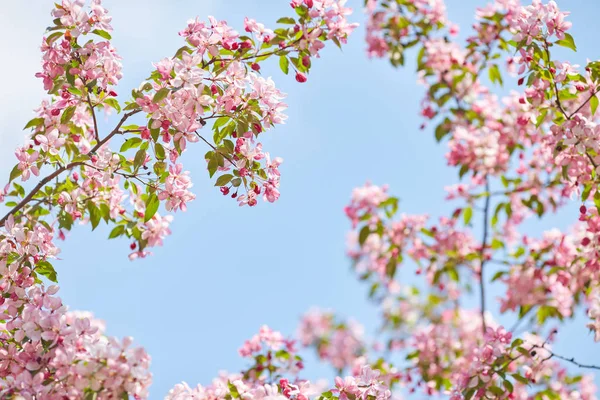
top-left (0, 162), bottom-right (83, 228)
top-left (87, 93), bottom-right (100, 141)
top-left (479, 177), bottom-right (491, 335)
top-left (195, 131), bottom-right (237, 167)
top-left (0, 109), bottom-right (140, 228)
top-left (542, 348), bottom-right (600, 371)
top-left (509, 306), bottom-right (536, 334)
top-left (569, 87), bottom-right (600, 119)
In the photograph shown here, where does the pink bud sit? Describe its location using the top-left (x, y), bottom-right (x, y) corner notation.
top-left (295, 72), bottom-right (307, 83)
top-left (251, 63), bottom-right (260, 72)
top-left (220, 187), bottom-right (230, 195)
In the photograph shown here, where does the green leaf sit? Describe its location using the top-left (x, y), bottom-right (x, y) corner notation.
top-left (358, 225), bottom-right (371, 245)
top-left (152, 88), bottom-right (170, 104)
top-left (511, 373), bottom-right (529, 385)
top-left (120, 137), bottom-right (142, 152)
top-left (488, 64), bottom-right (503, 86)
top-left (92, 29), bottom-right (112, 40)
top-left (36, 260), bottom-right (58, 283)
top-left (463, 206), bottom-right (473, 225)
top-left (591, 95), bottom-right (599, 116)
top-left (491, 238), bottom-right (505, 250)
top-left (155, 143), bottom-right (166, 160)
top-left (385, 259), bottom-right (397, 278)
top-left (109, 225), bottom-right (125, 239)
top-left (60, 106), bottom-right (76, 125)
top-left (556, 32), bottom-right (577, 51)
top-left (153, 161), bottom-right (166, 176)
top-left (133, 148), bottom-right (146, 170)
top-left (207, 155), bottom-right (219, 178)
top-left (491, 271), bottom-right (505, 282)
top-left (488, 386), bottom-right (504, 396)
top-left (87, 203), bottom-right (101, 230)
top-left (434, 124), bottom-right (449, 142)
top-left (23, 117), bottom-right (45, 130)
top-left (276, 17), bottom-right (296, 24)
top-left (104, 98), bottom-right (121, 113)
top-left (213, 116), bottom-right (229, 129)
top-left (9, 165), bottom-right (22, 182)
top-left (582, 183), bottom-right (592, 201)
top-left (144, 193), bottom-right (160, 222)
top-left (279, 56), bottom-right (289, 75)
top-left (215, 174), bottom-right (233, 187)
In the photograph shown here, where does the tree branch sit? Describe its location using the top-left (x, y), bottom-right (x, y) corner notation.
top-left (87, 93), bottom-right (100, 141)
top-left (195, 131), bottom-right (237, 168)
top-left (0, 109), bottom-right (141, 228)
top-left (542, 348), bottom-right (600, 371)
top-left (479, 177), bottom-right (491, 335)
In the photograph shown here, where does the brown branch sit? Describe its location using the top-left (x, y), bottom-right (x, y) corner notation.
top-left (0, 161), bottom-right (83, 228)
top-left (87, 93), bottom-right (100, 141)
top-left (569, 87), bottom-right (600, 119)
top-left (0, 109), bottom-right (141, 228)
top-left (542, 348), bottom-right (600, 371)
top-left (479, 177), bottom-right (491, 335)
top-left (195, 131), bottom-right (237, 168)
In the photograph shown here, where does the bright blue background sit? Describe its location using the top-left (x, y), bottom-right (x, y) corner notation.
top-left (1, 0), bottom-right (600, 398)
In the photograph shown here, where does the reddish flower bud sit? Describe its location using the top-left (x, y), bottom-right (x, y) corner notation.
top-left (130, 242), bottom-right (137, 250)
top-left (251, 63), bottom-right (260, 72)
top-left (295, 72), bottom-right (307, 83)
top-left (109, 91), bottom-right (118, 97)
top-left (51, 108), bottom-right (61, 116)
top-left (517, 77), bottom-right (524, 86)
top-left (304, 0), bottom-right (313, 7)
top-left (582, 237), bottom-right (591, 246)
top-left (253, 185), bottom-right (261, 195)
top-left (253, 123), bottom-right (262, 133)
top-left (161, 120), bottom-right (170, 130)
top-left (220, 187), bottom-right (230, 195)
top-left (302, 56), bottom-right (311, 68)
top-left (581, 205), bottom-right (587, 214)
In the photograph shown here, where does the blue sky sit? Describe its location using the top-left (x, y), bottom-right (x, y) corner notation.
top-left (2, 0), bottom-right (600, 398)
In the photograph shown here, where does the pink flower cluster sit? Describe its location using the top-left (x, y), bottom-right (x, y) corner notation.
top-left (297, 309), bottom-right (365, 371)
top-left (0, 216), bottom-right (151, 398)
top-left (512, 0), bottom-right (572, 44)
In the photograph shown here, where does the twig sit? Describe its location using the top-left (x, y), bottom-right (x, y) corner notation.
top-left (87, 93), bottom-right (100, 141)
top-left (195, 131), bottom-right (237, 168)
top-left (479, 177), bottom-right (491, 335)
top-left (0, 110), bottom-right (140, 227)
